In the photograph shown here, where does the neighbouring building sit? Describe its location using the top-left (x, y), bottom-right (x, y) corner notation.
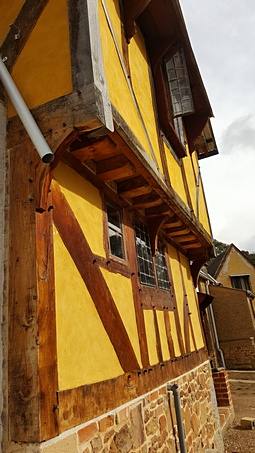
top-left (207, 244), bottom-right (255, 370)
top-left (0, 1), bottom-right (226, 452)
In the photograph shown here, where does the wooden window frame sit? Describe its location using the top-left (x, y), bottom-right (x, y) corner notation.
top-left (134, 218), bottom-right (171, 291)
top-left (106, 200), bottom-right (126, 261)
top-left (164, 45), bottom-right (194, 119)
top-left (101, 196), bottom-right (130, 277)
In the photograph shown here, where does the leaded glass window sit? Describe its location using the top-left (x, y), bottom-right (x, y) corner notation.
top-left (165, 46), bottom-right (194, 118)
top-left (134, 219), bottom-right (171, 290)
top-left (155, 241), bottom-right (171, 291)
top-left (134, 219), bottom-right (156, 287)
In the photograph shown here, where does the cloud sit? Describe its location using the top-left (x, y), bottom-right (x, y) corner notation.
top-left (180, 0), bottom-right (255, 254)
top-left (220, 115), bottom-right (255, 155)
top-left (240, 235), bottom-right (255, 253)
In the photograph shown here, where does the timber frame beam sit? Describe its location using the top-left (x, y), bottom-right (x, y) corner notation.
top-left (66, 108), bottom-right (213, 263)
top-left (57, 348), bottom-right (208, 433)
top-left (0, 0), bottom-right (49, 72)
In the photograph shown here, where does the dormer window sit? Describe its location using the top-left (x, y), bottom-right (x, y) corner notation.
top-left (164, 46), bottom-right (194, 118)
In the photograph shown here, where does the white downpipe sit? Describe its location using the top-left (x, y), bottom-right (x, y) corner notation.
top-left (0, 57), bottom-right (54, 163)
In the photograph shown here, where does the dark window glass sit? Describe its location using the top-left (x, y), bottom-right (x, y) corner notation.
top-left (231, 275), bottom-right (251, 291)
top-left (134, 220), bottom-right (171, 290)
top-left (134, 219), bottom-right (156, 287)
top-left (155, 241), bottom-right (171, 290)
top-left (107, 203), bottom-right (125, 259)
top-left (165, 46), bottom-right (194, 118)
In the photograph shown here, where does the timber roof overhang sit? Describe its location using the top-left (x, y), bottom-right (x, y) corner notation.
top-left (123, 0), bottom-right (217, 157)
top-left (66, 116), bottom-right (214, 265)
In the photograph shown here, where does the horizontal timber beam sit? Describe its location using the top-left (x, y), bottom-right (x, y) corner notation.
top-left (57, 348), bottom-right (209, 433)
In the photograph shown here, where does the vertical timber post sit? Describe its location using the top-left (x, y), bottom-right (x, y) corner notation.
top-left (0, 90), bottom-right (7, 450)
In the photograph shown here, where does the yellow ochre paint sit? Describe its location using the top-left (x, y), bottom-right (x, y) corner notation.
top-left (54, 162), bottom-right (106, 258)
top-left (98, 0), bottom-right (163, 171)
top-left (144, 310), bottom-right (158, 365)
top-left (218, 246), bottom-right (255, 290)
top-left (129, 30), bottom-right (163, 172)
top-left (181, 152), bottom-right (196, 212)
top-left (164, 142), bottom-right (188, 205)
top-left (179, 253), bottom-right (205, 350)
top-left (156, 311), bottom-right (170, 362)
top-left (167, 245), bottom-right (185, 345)
top-left (8, 0), bottom-right (72, 117)
top-left (191, 152), bottom-right (211, 234)
top-left (0, 0), bottom-right (25, 45)
top-left (168, 311), bottom-right (181, 357)
top-left (53, 227), bottom-right (123, 390)
top-left (198, 183), bottom-right (211, 234)
top-left (101, 268), bottom-right (142, 368)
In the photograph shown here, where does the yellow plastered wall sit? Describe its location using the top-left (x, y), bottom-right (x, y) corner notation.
top-left (179, 253), bottom-right (205, 350)
top-left (181, 151), bottom-right (196, 212)
top-left (168, 244), bottom-right (204, 354)
top-left (0, 0), bottom-right (25, 45)
top-left (218, 247), bottom-right (255, 291)
top-left (191, 152), bottom-right (211, 234)
top-left (168, 311), bottom-right (181, 357)
top-left (54, 228), bottom-right (123, 390)
top-left (54, 162), bottom-right (105, 257)
top-left (8, 0), bottom-right (72, 117)
top-left (164, 142), bottom-right (188, 205)
top-left (129, 30), bottom-right (163, 172)
top-left (168, 245), bottom-right (185, 346)
top-left (156, 311), bottom-right (170, 362)
top-left (98, 0), bottom-right (162, 171)
top-left (101, 268), bottom-right (142, 367)
top-left (144, 310), bottom-right (158, 365)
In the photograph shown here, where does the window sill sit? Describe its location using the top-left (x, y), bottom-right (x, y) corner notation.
top-left (139, 284), bottom-right (174, 311)
top-left (95, 255), bottom-right (131, 278)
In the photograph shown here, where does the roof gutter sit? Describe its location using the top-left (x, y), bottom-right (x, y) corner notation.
top-left (0, 57), bottom-right (54, 164)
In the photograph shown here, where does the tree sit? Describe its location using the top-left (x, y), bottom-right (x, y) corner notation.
top-left (241, 250), bottom-right (255, 266)
top-left (213, 239), bottom-right (228, 256)
top-left (213, 239), bottom-right (255, 266)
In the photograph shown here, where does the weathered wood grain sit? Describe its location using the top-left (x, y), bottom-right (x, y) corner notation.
top-left (153, 309), bottom-right (163, 363)
top-left (67, 0), bottom-right (113, 132)
top-left (139, 285), bottom-right (173, 311)
top-left (125, 211), bottom-right (150, 367)
top-left (36, 192), bottom-right (58, 440)
top-left (8, 140), bottom-right (40, 442)
top-left (164, 311), bottom-right (175, 358)
top-left (57, 348), bottom-right (208, 433)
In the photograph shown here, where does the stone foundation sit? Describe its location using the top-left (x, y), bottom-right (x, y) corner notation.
top-left (5, 361), bottom-right (224, 453)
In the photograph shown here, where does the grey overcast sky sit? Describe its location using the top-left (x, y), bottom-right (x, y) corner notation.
top-left (179, 0), bottom-right (255, 252)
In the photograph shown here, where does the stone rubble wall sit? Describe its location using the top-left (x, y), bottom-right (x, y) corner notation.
top-left (38, 361), bottom-right (224, 453)
top-left (220, 338), bottom-right (255, 370)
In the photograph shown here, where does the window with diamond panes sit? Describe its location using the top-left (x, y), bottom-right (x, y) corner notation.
top-left (134, 219), bottom-right (156, 287)
top-left (106, 202), bottom-right (125, 260)
top-left (155, 240), bottom-right (171, 290)
top-left (134, 219), bottom-right (171, 290)
top-left (165, 46), bottom-right (194, 118)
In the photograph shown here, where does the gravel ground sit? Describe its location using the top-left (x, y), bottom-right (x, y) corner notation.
top-left (224, 375), bottom-right (255, 453)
